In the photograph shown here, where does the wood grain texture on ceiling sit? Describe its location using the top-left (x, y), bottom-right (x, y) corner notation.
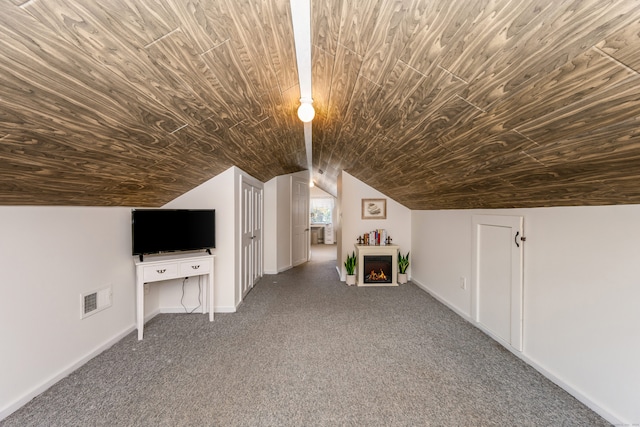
top-left (311, 0), bottom-right (640, 209)
top-left (0, 0), bottom-right (304, 206)
top-left (2, 0), bottom-right (640, 209)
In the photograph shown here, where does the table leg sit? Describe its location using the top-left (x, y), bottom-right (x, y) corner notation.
top-left (136, 277), bottom-right (144, 340)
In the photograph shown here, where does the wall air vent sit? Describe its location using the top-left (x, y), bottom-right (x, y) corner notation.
top-left (81, 286), bottom-right (112, 319)
top-left (84, 293), bottom-right (97, 314)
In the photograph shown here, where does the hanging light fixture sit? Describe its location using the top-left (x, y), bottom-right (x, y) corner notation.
top-left (297, 97), bottom-right (315, 122)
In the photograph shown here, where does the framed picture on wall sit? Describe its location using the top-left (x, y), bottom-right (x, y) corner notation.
top-left (362, 198), bottom-right (387, 219)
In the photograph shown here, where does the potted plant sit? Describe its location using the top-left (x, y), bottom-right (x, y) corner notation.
top-left (344, 251), bottom-right (357, 286)
top-left (398, 251), bottom-right (409, 284)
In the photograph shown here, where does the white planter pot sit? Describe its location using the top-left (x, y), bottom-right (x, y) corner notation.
top-left (398, 273), bottom-right (408, 284)
top-left (346, 274), bottom-right (356, 286)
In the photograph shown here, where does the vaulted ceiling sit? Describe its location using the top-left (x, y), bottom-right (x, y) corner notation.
top-left (2, 0), bottom-right (640, 209)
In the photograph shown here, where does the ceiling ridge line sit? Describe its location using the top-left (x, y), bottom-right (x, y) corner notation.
top-left (289, 0), bottom-right (313, 176)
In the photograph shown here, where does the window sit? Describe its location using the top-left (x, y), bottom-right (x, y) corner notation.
top-left (310, 197), bottom-right (333, 224)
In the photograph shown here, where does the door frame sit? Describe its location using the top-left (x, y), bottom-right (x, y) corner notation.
top-left (252, 185), bottom-right (263, 286)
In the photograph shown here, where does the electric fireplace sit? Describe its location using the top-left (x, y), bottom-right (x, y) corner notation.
top-left (354, 244), bottom-right (399, 286)
top-left (364, 255), bottom-right (392, 284)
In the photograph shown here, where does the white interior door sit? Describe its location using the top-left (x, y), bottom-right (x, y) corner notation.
top-left (241, 181), bottom-right (263, 298)
top-left (292, 176), bottom-right (309, 266)
top-left (472, 215), bottom-right (524, 352)
top-left (241, 182), bottom-right (253, 298)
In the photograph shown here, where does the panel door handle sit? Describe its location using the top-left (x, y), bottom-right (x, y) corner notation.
top-left (515, 232), bottom-right (526, 247)
top-left (191, 265), bottom-right (200, 270)
top-left (156, 269), bottom-right (166, 274)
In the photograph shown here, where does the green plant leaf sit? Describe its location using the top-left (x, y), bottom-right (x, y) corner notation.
top-left (398, 251), bottom-right (410, 274)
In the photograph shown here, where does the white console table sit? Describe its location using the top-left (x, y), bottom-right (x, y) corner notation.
top-left (134, 252), bottom-right (215, 340)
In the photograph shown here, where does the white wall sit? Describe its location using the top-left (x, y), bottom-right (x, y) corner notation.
top-left (310, 186), bottom-right (332, 198)
top-left (276, 175), bottom-right (293, 271)
top-left (162, 167), bottom-right (237, 313)
top-left (263, 171), bottom-right (309, 274)
top-left (338, 171), bottom-right (412, 279)
top-left (263, 178), bottom-right (278, 274)
top-left (0, 206), bottom-right (135, 419)
top-left (162, 166), bottom-right (263, 311)
top-left (336, 172), bottom-right (343, 275)
top-left (411, 205), bottom-right (640, 425)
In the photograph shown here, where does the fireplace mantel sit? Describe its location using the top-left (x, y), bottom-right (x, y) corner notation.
top-left (354, 244), bottom-right (399, 287)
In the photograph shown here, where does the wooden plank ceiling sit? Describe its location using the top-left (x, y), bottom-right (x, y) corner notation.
top-left (2, 0), bottom-right (640, 209)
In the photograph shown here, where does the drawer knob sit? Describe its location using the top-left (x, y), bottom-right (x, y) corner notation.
top-left (192, 265), bottom-right (200, 269)
top-left (156, 269), bottom-right (166, 274)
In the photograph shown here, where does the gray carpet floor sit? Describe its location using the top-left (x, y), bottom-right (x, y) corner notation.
top-left (2, 253), bottom-right (609, 426)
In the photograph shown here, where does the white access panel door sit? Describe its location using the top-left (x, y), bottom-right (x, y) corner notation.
top-left (292, 176), bottom-right (309, 266)
top-left (472, 215), bottom-right (524, 352)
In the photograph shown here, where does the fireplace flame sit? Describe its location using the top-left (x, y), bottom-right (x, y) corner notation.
top-left (367, 269), bottom-right (388, 281)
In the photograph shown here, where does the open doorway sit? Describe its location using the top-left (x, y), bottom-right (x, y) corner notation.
top-left (310, 186), bottom-right (336, 262)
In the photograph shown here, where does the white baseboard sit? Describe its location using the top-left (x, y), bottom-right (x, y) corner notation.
top-left (0, 325), bottom-right (136, 422)
top-left (159, 307), bottom-right (205, 314)
top-left (264, 265), bottom-right (292, 275)
top-left (519, 354), bottom-right (621, 425)
top-left (145, 307), bottom-right (161, 322)
top-left (159, 306), bottom-right (236, 314)
top-left (411, 278), bottom-right (472, 322)
top-left (410, 278), bottom-right (623, 426)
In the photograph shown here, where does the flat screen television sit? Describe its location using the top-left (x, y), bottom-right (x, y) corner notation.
top-left (132, 209), bottom-right (215, 260)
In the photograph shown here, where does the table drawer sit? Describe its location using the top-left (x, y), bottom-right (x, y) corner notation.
top-left (143, 263), bottom-right (178, 282)
top-left (179, 259), bottom-right (211, 276)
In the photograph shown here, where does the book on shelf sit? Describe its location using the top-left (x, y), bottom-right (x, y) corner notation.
top-left (362, 229), bottom-right (388, 245)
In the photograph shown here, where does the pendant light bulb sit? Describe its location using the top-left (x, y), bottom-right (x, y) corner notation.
top-left (297, 99), bottom-right (315, 122)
